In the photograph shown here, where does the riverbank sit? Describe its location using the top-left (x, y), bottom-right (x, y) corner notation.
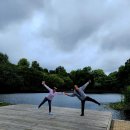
top-left (0, 102), bottom-right (12, 107)
top-left (109, 102), bottom-right (130, 120)
top-left (0, 102), bottom-right (11, 107)
top-left (109, 102), bottom-right (126, 110)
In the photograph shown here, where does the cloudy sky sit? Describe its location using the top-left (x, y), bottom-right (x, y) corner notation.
top-left (0, 0), bottom-right (130, 74)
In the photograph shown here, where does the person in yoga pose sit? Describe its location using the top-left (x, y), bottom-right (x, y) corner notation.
top-left (64, 80), bottom-right (100, 116)
top-left (38, 81), bottom-right (62, 115)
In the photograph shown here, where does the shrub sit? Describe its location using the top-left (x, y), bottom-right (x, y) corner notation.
top-left (124, 86), bottom-right (130, 106)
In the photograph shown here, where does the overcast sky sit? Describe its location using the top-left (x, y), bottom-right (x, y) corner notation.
top-left (0, 0), bottom-right (130, 74)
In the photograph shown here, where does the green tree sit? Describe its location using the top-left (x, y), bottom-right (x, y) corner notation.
top-left (92, 69), bottom-right (107, 88)
top-left (31, 61), bottom-right (44, 71)
top-left (55, 66), bottom-right (68, 77)
top-left (28, 68), bottom-right (44, 92)
top-left (43, 68), bottom-right (48, 73)
top-left (105, 71), bottom-right (119, 92)
top-left (0, 53), bottom-right (9, 64)
top-left (124, 59), bottom-right (130, 85)
top-left (43, 73), bottom-right (64, 90)
top-left (0, 64), bottom-right (23, 92)
top-left (18, 58), bottom-right (30, 68)
top-left (49, 70), bottom-right (55, 74)
top-left (83, 66), bottom-right (92, 73)
top-left (124, 86), bottom-right (130, 107)
top-left (70, 67), bottom-right (92, 86)
top-left (31, 61), bottom-right (40, 69)
top-left (62, 76), bottom-right (73, 90)
top-left (17, 58), bottom-right (30, 88)
top-left (118, 65), bottom-right (127, 87)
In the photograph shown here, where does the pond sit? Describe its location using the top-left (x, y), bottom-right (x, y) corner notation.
top-left (0, 93), bottom-right (129, 120)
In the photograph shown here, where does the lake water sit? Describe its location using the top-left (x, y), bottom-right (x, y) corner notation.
top-left (0, 93), bottom-right (129, 120)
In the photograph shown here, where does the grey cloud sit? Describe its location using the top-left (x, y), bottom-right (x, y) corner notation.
top-left (0, 0), bottom-right (43, 29)
top-left (41, 0), bottom-right (130, 52)
top-left (53, 25), bottom-right (98, 51)
top-left (100, 58), bottom-right (120, 73)
top-left (0, 0), bottom-right (130, 74)
top-left (101, 30), bottom-right (130, 51)
top-left (41, 0), bottom-right (109, 51)
top-left (91, 51), bottom-right (129, 74)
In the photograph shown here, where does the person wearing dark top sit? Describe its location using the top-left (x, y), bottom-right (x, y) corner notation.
top-left (64, 80), bottom-right (100, 116)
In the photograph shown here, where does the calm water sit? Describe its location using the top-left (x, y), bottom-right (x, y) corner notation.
top-left (0, 93), bottom-right (129, 120)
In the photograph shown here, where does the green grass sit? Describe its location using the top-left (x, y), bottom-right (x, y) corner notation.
top-left (109, 102), bottom-right (129, 110)
top-left (0, 102), bottom-right (11, 107)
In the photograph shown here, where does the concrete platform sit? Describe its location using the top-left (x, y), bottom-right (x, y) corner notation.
top-left (0, 104), bottom-right (112, 130)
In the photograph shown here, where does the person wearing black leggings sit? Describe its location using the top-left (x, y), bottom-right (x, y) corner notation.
top-left (38, 81), bottom-right (59, 115)
top-left (38, 97), bottom-right (52, 113)
top-left (64, 80), bottom-right (100, 116)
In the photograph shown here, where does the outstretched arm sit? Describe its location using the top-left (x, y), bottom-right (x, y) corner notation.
top-left (80, 80), bottom-right (91, 90)
top-left (57, 92), bottom-right (64, 95)
top-left (64, 92), bottom-right (75, 97)
top-left (42, 81), bottom-right (51, 91)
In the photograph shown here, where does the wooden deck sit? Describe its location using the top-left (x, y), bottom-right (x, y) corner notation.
top-left (0, 104), bottom-right (112, 130)
top-left (110, 120), bottom-right (130, 130)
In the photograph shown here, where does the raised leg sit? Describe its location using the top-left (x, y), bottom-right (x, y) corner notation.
top-left (38, 97), bottom-right (48, 108)
top-left (85, 96), bottom-right (100, 105)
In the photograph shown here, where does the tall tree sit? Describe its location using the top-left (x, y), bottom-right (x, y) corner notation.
top-left (18, 58), bottom-right (30, 68)
top-left (92, 69), bottom-right (107, 88)
top-left (0, 53), bottom-right (9, 64)
top-left (55, 66), bottom-right (68, 77)
top-left (43, 73), bottom-right (64, 90)
top-left (17, 58), bottom-right (30, 88)
top-left (31, 61), bottom-right (44, 71)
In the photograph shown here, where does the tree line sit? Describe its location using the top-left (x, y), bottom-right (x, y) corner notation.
top-left (0, 52), bottom-right (130, 93)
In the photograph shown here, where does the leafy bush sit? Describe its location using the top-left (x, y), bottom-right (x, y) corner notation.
top-left (124, 86), bottom-right (130, 107)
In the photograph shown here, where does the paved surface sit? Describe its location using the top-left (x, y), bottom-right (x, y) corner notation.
top-left (0, 104), bottom-right (112, 130)
top-left (110, 120), bottom-right (130, 130)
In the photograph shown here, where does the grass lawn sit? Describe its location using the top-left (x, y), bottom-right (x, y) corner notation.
top-left (0, 102), bottom-right (11, 107)
top-left (109, 102), bottom-right (129, 110)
